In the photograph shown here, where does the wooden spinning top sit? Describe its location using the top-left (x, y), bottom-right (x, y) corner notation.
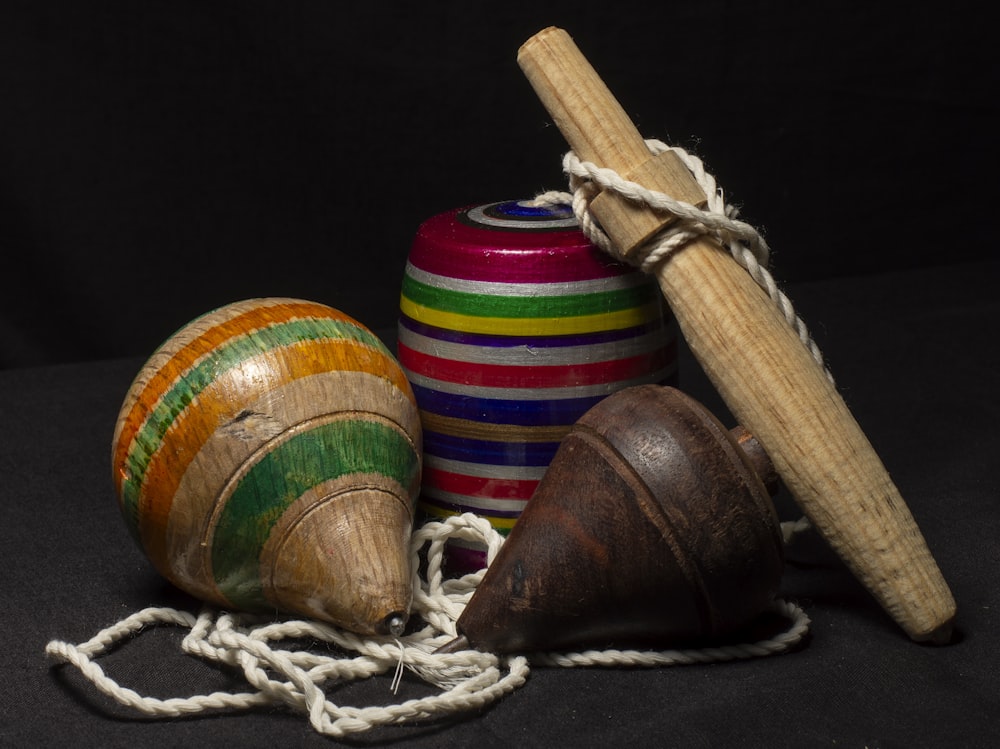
top-left (398, 198), bottom-right (677, 574)
top-left (517, 27), bottom-right (955, 642)
top-left (446, 385), bottom-right (784, 654)
top-left (111, 298), bottom-right (422, 636)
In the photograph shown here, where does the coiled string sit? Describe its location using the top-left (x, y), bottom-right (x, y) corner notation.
top-left (46, 513), bottom-right (810, 739)
top-left (45, 142), bottom-right (823, 738)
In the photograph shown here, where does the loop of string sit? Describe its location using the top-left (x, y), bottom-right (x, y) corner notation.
top-left (532, 138), bottom-right (833, 385)
top-left (46, 513), bottom-right (810, 739)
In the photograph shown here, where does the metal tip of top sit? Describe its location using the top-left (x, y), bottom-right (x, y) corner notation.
top-left (384, 614), bottom-right (407, 638)
top-left (433, 634), bottom-right (470, 654)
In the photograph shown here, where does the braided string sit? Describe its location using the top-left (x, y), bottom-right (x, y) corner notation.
top-left (46, 513), bottom-right (809, 738)
top-left (533, 139), bottom-right (832, 383)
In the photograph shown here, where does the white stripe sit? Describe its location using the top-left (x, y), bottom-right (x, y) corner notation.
top-left (424, 454), bottom-right (548, 481)
top-left (398, 324), bottom-right (675, 366)
top-left (405, 365), bottom-right (677, 400)
top-left (404, 261), bottom-right (650, 297)
top-left (420, 487), bottom-right (530, 514)
top-left (464, 201), bottom-right (579, 230)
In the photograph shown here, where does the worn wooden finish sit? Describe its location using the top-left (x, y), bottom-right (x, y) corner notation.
top-left (517, 27), bottom-right (955, 643)
top-left (447, 385), bottom-right (784, 654)
top-left (111, 298), bottom-right (422, 636)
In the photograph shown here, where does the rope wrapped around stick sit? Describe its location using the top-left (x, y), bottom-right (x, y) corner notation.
top-left (532, 138), bottom-right (831, 383)
top-left (517, 26), bottom-right (955, 643)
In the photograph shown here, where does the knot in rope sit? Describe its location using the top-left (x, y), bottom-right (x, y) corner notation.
top-left (533, 138), bottom-right (832, 381)
top-left (566, 139), bottom-right (770, 274)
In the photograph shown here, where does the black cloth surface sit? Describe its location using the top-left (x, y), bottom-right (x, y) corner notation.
top-left (3, 259), bottom-right (998, 747)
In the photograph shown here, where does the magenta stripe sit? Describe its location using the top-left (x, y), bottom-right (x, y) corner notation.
top-left (409, 210), bottom-right (633, 283)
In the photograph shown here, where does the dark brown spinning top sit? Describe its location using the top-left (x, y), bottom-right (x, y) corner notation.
top-left (443, 385), bottom-right (784, 654)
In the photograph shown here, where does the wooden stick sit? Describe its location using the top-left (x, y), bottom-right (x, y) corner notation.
top-left (518, 26), bottom-right (955, 643)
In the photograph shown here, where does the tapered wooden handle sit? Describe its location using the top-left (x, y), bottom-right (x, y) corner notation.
top-left (518, 27), bottom-right (956, 642)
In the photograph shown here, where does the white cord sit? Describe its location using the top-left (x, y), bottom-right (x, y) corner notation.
top-left (533, 139), bottom-right (833, 384)
top-left (46, 141), bottom-right (825, 738)
top-left (46, 513), bottom-right (809, 738)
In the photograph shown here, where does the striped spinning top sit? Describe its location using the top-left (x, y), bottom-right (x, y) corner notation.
top-left (398, 199), bottom-right (677, 572)
top-left (112, 298), bottom-right (421, 632)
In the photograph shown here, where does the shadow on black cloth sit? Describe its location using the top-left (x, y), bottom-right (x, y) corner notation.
top-left (3, 260), bottom-right (997, 747)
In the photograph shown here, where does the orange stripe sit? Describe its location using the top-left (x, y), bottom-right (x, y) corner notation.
top-left (138, 336), bottom-right (409, 580)
top-left (112, 300), bottom-right (363, 494)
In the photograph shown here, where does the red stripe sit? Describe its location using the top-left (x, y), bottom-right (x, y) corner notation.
top-left (423, 466), bottom-right (539, 500)
top-left (409, 210), bottom-right (629, 283)
top-left (398, 342), bottom-right (671, 388)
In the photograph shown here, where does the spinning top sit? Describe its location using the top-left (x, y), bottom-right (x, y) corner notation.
top-left (517, 28), bottom-right (955, 642)
top-left (445, 385), bottom-right (784, 654)
top-left (112, 298), bottom-right (422, 636)
top-left (398, 199), bottom-right (677, 573)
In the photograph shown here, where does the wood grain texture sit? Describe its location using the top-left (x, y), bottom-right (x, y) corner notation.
top-left (518, 27), bottom-right (955, 642)
top-left (453, 385), bottom-right (784, 653)
top-left (112, 298), bottom-right (422, 636)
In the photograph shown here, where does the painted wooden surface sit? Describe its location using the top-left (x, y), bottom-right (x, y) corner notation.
top-left (112, 298), bottom-right (422, 636)
top-left (398, 199), bottom-right (677, 572)
top-left (451, 385), bottom-right (784, 653)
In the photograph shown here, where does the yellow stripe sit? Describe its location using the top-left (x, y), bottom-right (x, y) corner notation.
top-left (400, 296), bottom-right (658, 336)
top-left (137, 337), bottom-right (407, 580)
top-left (420, 411), bottom-right (570, 443)
top-left (420, 503), bottom-right (518, 530)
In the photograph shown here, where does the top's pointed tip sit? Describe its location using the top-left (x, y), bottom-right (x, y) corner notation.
top-left (383, 614), bottom-right (407, 638)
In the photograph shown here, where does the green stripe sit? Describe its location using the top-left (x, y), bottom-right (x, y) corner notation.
top-left (400, 274), bottom-right (657, 319)
top-left (211, 418), bottom-right (419, 610)
top-left (120, 316), bottom-right (392, 540)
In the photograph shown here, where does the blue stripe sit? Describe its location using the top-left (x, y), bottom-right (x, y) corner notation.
top-left (410, 375), bottom-right (676, 425)
top-left (422, 430), bottom-right (561, 466)
top-left (399, 315), bottom-right (668, 348)
top-left (412, 383), bottom-right (609, 425)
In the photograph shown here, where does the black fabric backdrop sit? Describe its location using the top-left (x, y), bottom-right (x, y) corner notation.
top-left (2, 2), bottom-right (999, 747)
top-left (1, 1), bottom-right (996, 368)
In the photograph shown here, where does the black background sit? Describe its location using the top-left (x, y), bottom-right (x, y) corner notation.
top-left (2, 1), bottom-right (996, 368)
top-left (3, 3), bottom-right (999, 746)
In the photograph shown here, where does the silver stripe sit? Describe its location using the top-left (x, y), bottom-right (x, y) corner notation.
top-left (405, 365), bottom-right (677, 400)
top-left (424, 454), bottom-right (548, 481)
top-left (465, 201), bottom-right (579, 230)
top-left (404, 261), bottom-right (649, 297)
top-left (421, 487), bottom-right (530, 514)
top-left (399, 324), bottom-right (675, 366)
